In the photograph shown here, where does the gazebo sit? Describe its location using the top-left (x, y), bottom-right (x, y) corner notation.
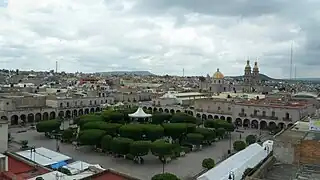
top-left (129, 106), bottom-right (152, 122)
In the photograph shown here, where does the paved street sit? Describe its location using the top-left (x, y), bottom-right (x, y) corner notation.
top-left (10, 127), bottom-right (271, 179)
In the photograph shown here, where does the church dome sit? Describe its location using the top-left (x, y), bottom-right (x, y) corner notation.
top-left (213, 68), bottom-right (224, 79)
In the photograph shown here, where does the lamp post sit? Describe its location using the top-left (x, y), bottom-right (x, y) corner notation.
top-left (228, 132), bottom-right (232, 154)
top-left (228, 171), bottom-right (235, 180)
top-left (55, 134), bottom-right (61, 152)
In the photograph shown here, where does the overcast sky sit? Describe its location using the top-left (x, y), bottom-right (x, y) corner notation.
top-left (0, 0), bottom-right (319, 78)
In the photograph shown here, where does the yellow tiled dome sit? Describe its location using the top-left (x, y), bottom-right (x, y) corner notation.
top-left (213, 68), bottom-right (224, 79)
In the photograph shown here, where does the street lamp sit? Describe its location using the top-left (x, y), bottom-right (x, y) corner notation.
top-left (55, 134), bottom-right (61, 152)
top-left (228, 133), bottom-right (232, 154)
top-left (228, 171), bottom-right (235, 180)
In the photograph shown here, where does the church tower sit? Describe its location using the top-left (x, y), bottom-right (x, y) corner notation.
top-left (243, 60), bottom-right (251, 92)
top-left (252, 61), bottom-right (259, 85)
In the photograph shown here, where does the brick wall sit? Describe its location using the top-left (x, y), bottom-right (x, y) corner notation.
top-left (295, 140), bottom-right (320, 164)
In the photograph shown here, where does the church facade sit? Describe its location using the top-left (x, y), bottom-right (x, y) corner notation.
top-left (199, 60), bottom-right (268, 94)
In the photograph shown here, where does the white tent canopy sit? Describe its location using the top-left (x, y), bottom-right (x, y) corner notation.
top-left (197, 142), bottom-right (272, 180)
top-left (129, 107), bottom-right (152, 118)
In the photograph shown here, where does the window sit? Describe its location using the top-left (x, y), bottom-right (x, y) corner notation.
top-left (228, 107), bottom-right (231, 111)
top-left (101, 100), bottom-right (103, 104)
top-left (105, 100), bottom-right (108, 103)
top-left (89, 101), bottom-right (92, 105)
top-left (241, 108), bottom-right (245, 113)
top-left (80, 101), bottom-right (83, 105)
top-left (218, 106), bottom-right (221, 111)
top-left (262, 111), bottom-right (266, 117)
top-left (60, 103), bottom-right (63, 107)
top-left (94, 100), bottom-right (97, 105)
top-left (98, 93), bottom-right (101, 97)
top-left (272, 111), bottom-right (275, 117)
top-left (254, 110), bottom-right (258, 116)
top-left (66, 102), bottom-right (69, 107)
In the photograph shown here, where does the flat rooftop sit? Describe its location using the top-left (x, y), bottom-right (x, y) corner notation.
top-left (16, 147), bottom-right (71, 166)
top-left (235, 99), bottom-right (309, 109)
top-left (212, 92), bottom-right (265, 100)
top-left (275, 120), bottom-right (320, 142)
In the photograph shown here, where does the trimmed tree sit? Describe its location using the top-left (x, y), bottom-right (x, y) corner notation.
top-left (152, 113), bottom-right (172, 124)
top-left (162, 123), bottom-right (196, 140)
top-left (78, 114), bottom-right (103, 127)
top-left (152, 173), bottom-right (180, 180)
top-left (245, 135), bottom-right (257, 145)
top-left (202, 158), bottom-right (215, 169)
top-left (233, 140), bottom-right (246, 151)
top-left (100, 135), bottom-right (113, 152)
top-left (78, 129), bottom-right (106, 146)
top-left (195, 128), bottom-right (216, 144)
top-left (185, 133), bottom-right (204, 145)
top-left (144, 124), bottom-right (164, 141)
top-left (130, 141), bottom-right (151, 157)
top-left (151, 140), bottom-right (174, 159)
top-left (82, 122), bottom-right (122, 136)
top-left (216, 128), bottom-right (226, 139)
top-left (110, 137), bottom-right (134, 155)
top-left (119, 124), bottom-right (145, 140)
top-left (171, 113), bottom-right (197, 124)
top-left (61, 128), bottom-right (74, 142)
top-left (36, 120), bottom-right (61, 133)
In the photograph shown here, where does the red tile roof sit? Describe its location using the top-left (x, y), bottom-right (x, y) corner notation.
top-left (93, 172), bottom-right (127, 180)
top-left (91, 169), bottom-right (139, 180)
top-left (7, 156), bottom-right (49, 179)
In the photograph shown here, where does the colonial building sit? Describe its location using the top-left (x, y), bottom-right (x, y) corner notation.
top-left (142, 92), bottom-right (315, 130)
top-left (0, 91), bottom-right (114, 125)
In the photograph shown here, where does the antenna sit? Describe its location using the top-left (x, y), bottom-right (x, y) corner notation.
top-left (294, 64), bottom-right (297, 80)
top-left (182, 68), bottom-right (184, 77)
top-left (290, 42), bottom-right (293, 79)
top-left (55, 61), bottom-right (58, 73)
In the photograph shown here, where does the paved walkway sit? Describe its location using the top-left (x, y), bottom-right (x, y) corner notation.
top-left (10, 128), bottom-right (270, 179)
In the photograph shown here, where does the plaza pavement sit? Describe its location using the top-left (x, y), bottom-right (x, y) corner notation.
top-left (10, 127), bottom-right (271, 180)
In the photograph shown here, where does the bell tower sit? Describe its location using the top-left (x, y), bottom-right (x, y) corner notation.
top-left (243, 60), bottom-right (251, 92)
top-left (252, 61), bottom-right (259, 85)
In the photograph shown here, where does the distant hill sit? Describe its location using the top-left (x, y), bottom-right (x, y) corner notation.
top-left (227, 73), bottom-right (275, 81)
top-left (101, 71), bottom-right (155, 76)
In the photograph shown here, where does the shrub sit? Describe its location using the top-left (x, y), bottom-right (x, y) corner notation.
top-left (202, 158), bottom-right (215, 169)
top-left (233, 140), bottom-right (246, 151)
top-left (245, 135), bottom-right (257, 145)
top-left (152, 173), bottom-right (180, 180)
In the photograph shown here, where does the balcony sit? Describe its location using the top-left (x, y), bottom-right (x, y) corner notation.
top-left (238, 113), bottom-right (247, 117)
top-left (282, 117), bottom-right (292, 122)
top-left (250, 114), bottom-right (279, 120)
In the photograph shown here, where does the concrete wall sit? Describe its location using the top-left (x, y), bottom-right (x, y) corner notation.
top-left (0, 122), bottom-right (8, 153)
top-left (273, 140), bottom-right (295, 164)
